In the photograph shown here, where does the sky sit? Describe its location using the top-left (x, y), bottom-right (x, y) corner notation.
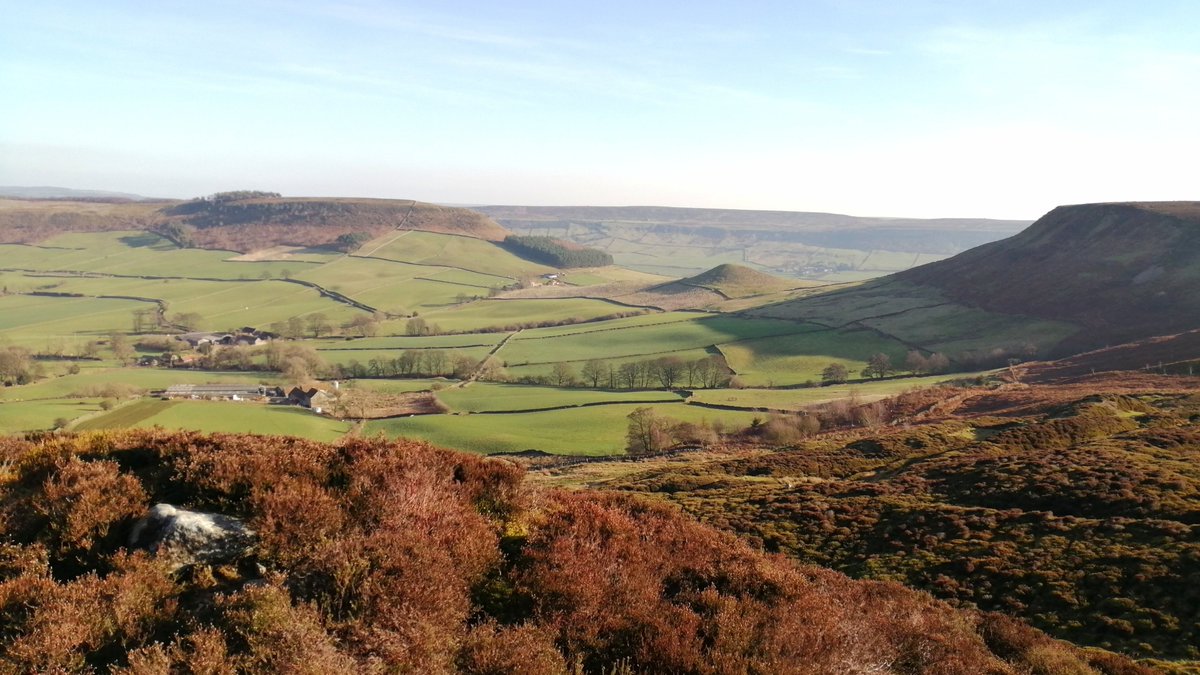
top-left (2, 1), bottom-right (1199, 219)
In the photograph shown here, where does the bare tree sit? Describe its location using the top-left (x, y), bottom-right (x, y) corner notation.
top-left (581, 359), bottom-right (607, 388)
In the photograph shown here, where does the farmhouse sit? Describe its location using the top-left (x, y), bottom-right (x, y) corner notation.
top-left (161, 384), bottom-right (283, 400)
top-left (177, 327), bottom-right (275, 349)
top-left (287, 387), bottom-right (332, 410)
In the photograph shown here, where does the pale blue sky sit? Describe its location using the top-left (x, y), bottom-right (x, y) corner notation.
top-left (2, 1), bottom-right (1198, 218)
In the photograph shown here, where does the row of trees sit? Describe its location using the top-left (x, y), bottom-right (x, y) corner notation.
top-left (820, 350), bottom-right (954, 384)
top-left (518, 355), bottom-right (731, 389)
top-left (335, 350), bottom-right (481, 380)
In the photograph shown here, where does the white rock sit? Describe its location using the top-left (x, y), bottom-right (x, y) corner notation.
top-left (129, 503), bottom-right (256, 571)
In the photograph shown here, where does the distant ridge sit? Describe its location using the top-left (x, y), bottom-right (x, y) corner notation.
top-left (476, 204), bottom-right (1030, 254)
top-left (0, 185), bottom-right (152, 201)
top-left (0, 193), bottom-right (509, 252)
top-left (898, 201), bottom-right (1200, 352)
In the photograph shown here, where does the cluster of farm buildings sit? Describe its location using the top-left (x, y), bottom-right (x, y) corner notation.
top-left (156, 384), bottom-right (333, 412)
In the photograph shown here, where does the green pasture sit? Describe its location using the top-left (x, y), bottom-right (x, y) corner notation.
top-left (501, 348), bottom-right (719, 382)
top-left (359, 231), bottom-right (550, 279)
top-left (343, 378), bottom-right (448, 394)
top-left (0, 294), bottom-right (152, 346)
top-left (717, 327), bottom-right (910, 387)
top-left (296, 256), bottom-right (501, 314)
top-left (0, 398), bottom-right (105, 434)
top-left (0, 274), bottom-right (364, 337)
top-left (77, 399), bottom-right (351, 441)
top-left (312, 333), bottom-right (504, 350)
top-left (418, 298), bottom-right (640, 333)
top-left (509, 311), bottom-right (704, 339)
top-left (436, 383), bottom-right (682, 413)
top-left (500, 314), bottom-right (805, 366)
top-left (0, 231), bottom-right (332, 279)
top-left (318, 346), bottom-right (495, 370)
top-left (364, 402), bottom-right (761, 455)
top-left (688, 373), bottom-right (983, 411)
top-left (556, 266), bottom-right (673, 287)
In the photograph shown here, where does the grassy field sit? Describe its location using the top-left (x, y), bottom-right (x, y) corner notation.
top-left (77, 399), bottom-right (351, 441)
top-left (0, 294), bottom-right (150, 347)
top-left (360, 231), bottom-right (551, 278)
top-left (342, 378), bottom-right (448, 394)
top-left (559, 266), bottom-right (672, 286)
top-left (718, 327), bottom-right (911, 386)
top-left (0, 398), bottom-right (106, 434)
top-left (364, 402), bottom-right (761, 455)
top-left (506, 311), bottom-right (705, 338)
top-left (311, 334), bottom-right (505, 350)
top-left (418, 298), bottom-right (640, 333)
top-left (317, 346), bottom-right (496, 370)
top-left (0, 231), bottom-right (335, 279)
top-left (436, 383), bottom-right (682, 412)
top-left (688, 373), bottom-right (985, 411)
top-left (500, 313), bottom-right (805, 366)
top-left (0, 274), bottom-right (364, 340)
top-left (502, 348), bottom-right (719, 382)
top-left (296, 256), bottom-right (498, 314)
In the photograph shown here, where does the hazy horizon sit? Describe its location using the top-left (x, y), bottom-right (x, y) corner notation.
top-left (3, 1), bottom-right (1198, 220)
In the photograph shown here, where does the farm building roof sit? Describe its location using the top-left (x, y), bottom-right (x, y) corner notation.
top-left (163, 384), bottom-right (273, 398)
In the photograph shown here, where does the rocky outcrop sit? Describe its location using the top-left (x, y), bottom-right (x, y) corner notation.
top-left (128, 503), bottom-right (256, 571)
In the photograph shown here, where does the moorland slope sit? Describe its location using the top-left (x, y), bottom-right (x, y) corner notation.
top-left (0, 429), bottom-right (1152, 673)
top-left (540, 372), bottom-right (1200, 665)
top-left (750, 201), bottom-right (1200, 363)
top-left (897, 202), bottom-right (1200, 352)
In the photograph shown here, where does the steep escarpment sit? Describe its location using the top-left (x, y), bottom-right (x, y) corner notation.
top-left (897, 202), bottom-right (1200, 352)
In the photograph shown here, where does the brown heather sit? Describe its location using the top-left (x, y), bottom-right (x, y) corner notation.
top-left (0, 429), bottom-right (1151, 673)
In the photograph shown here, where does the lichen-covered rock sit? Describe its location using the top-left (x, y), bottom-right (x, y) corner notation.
top-left (129, 503), bottom-right (256, 571)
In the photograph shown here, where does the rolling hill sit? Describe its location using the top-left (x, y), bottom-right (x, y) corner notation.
top-left (751, 201), bottom-right (1200, 362)
top-left (677, 263), bottom-right (799, 298)
top-left (897, 202), bottom-right (1200, 353)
